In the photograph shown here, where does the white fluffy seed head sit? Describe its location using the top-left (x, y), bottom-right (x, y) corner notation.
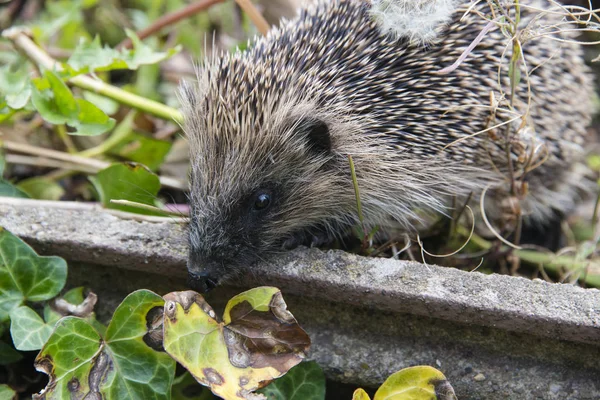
top-left (370, 0), bottom-right (464, 45)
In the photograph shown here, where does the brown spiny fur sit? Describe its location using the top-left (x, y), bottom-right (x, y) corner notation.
top-left (181, 0), bottom-right (593, 291)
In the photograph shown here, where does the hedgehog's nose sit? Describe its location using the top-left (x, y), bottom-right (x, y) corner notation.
top-left (187, 272), bottom-right (219, 293)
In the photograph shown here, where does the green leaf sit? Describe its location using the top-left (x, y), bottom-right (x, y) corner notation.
top-left (70, 98), bottom-right (116, 136)
top-left (31, 83), bottom-right (69, 125)
top-left (9, 306), bottom-right (53, 351)
top-left (17, 177), bottom-right (65, 200)
top-left (110, 132), bottom-right (172, 171)
top-left (83, 91), bottom-right (119, 115)
top-left (258, 361), bottom-right (326, 400)
top-left (0, 64), bottom-right (32, 110)
top-left (0, 228), bottom-right (67, 322)
top-left (31, 72), bottom-right (115, 136)
top-left (36, 290), bottom-right (175, 400)
top-left (90, 163), bottom-right (162, 215)
top-left (67, 32), bottom-right (181, 74)
top-left (103, 290), bottom-right (175, 399)
top-left (0, 340), bottom-right (23, 365)
top-left (353, 388), bottom-right (371, 400)
top-left (373, 366), bottom-right (457, 400)
top-left (35, 317), bottom-right (102, 399)
top-left (0, 180), bottom-right (30, 199)
top-left (0, 384), bottom-right (16, 400)
top-left (44, 70), bottom-right (78, 119)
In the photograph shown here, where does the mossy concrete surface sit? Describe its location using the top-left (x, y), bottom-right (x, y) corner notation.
top-left (2, 198), bottom-right (599, 399)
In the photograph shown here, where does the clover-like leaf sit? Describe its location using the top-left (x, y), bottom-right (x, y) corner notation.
top-left (0, 64), bottom-right (32, 109)
top-left (0, 228), bottom-right (67, 322)
top-left (67, 32), bottom-right (181, 74)
top-left (34, 290), bottom-right (175, 400)
top-left (90, 162), bottom-right (162, 215)
top-left (31, 70), bottom-right (115, 136)
top-left (163, 287), bottom-right (311, 400)
top-left (258, 361), bottom-right (325, 400)
top-left (10, 306), bottom-right (54, 351)
top-left (70, 98), bottom-right (117, 136)
top-left (373, 366), bottom-right (457, 400)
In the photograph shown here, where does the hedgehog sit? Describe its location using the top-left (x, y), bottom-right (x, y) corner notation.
top-left (181, 0), bottom-right (593, 292)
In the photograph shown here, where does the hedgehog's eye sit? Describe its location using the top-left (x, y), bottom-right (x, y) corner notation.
top-left (252, 191), bottom-right (272, 211)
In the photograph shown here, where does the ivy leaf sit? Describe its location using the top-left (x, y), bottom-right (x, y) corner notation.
top-left (34, 317), bottom-right (101, 399)
top-left (353, 389), bottom-right (371, 400)
top-left (163, 287), bottom-right (311, 400)
top-left (0, 228), bottom-right (67, 322)
top-left (90, 163), bottom-right (162, 215)
top-left (9, 306), bottom-right (54, 351)
top-left (35, 290), bottom-right (175, 400)
top-left (258, 361), bottom-right (325, 400)
top-left (372, 366), bottom-right (457, 400)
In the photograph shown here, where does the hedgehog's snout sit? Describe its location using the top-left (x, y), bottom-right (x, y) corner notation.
top-left (187, 249), bottom-right (227, 293)
top-left (187, 270), bottom-right (219, 293)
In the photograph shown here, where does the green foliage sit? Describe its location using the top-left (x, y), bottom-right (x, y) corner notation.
top-left (9, 306), bottom-right (54, 351)
top-left (0, 228), bottom-right (67, 322)
top-left (0, 384), bottom-right (16, 400)
top-left (90, 162), bottom-right (163, 215)
top-left (36, 290), bottom-right (175, 400)
top-left (17, 177), bottom-right (65, 200)
top-left (31, 70), bottom-right (116, 136)
top-left (258, 361), bottom-right (326, 400)
top-left (110, 132), bottom-right (172, 171)
top-left (67, 31), bottom-right (181, 74)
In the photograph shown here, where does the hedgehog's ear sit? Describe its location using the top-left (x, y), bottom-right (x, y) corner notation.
top-left (295, 117), bottom-right (331, 155)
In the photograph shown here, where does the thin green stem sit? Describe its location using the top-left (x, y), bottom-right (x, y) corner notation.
top-left (78, 111), bottom-right (136, 158)
top-left (56, 124), bottom-right (77, 153)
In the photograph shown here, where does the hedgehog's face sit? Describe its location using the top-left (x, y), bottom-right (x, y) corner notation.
top-left (186, 103), bottom-right (351, 292)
